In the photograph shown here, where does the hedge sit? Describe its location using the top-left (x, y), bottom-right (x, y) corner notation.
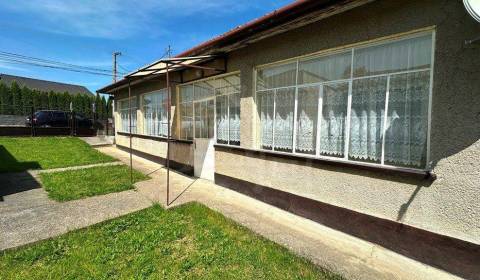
top-left (0, 81), bottom-right (112, 119)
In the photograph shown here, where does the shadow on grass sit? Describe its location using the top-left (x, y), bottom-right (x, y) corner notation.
top-left (0, 145), bottom-right (41, 200)
top-left (0, 145), bottom-right (41, 173)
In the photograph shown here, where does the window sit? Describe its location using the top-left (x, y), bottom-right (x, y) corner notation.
top-left (143, 89), bottom-right (168, 137)
top-left (118, 97), bottom-right (137, 134)
top-left (256, 32), bottom-right (433, 169)
top-left (178, 73), bottom-right (241, 145)
top-left (215, 74), bottom-right (241, 145)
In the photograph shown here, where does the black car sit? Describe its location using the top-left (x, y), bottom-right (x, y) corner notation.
top-left (26, 110), bottom-right (92, 128)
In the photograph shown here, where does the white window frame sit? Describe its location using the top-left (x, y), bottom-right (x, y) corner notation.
top-left (254, 29), bottom-right (436, 171)
top-left (177, 72), bottom-right (241, 145)
top-left (141, 88), bottom-right (168, 137)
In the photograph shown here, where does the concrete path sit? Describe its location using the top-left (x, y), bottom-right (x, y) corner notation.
top-left (79, 136), bottom-right (114, 147)
top-left (96, 146), bottom-right (461, 280)
top-left (0, 163), bottom-right (152, 251)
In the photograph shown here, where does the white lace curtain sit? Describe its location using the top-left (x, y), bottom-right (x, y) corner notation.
top-left (320, 83), bottom-right (348, 157)
top-left (216, 95), bottom-right (228, 143)
top-left (296, 86), bottom-right (318, 154)
top-left (349, 77), bottom-right (386, 163)
top-left (259, 90), bottom-right (274, 149)
top-left (384, 71), bottom-right (429, 167)
top-left (229, 92), bottom-right (241, 144)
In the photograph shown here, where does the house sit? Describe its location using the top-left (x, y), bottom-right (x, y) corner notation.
top-left (0, 74), bottom-right (93, 95)
top-left (97, 1), bottom-right (480, 278)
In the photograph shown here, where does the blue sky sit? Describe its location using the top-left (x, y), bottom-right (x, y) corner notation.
top-left (0, 0), bottom-right (291, 93)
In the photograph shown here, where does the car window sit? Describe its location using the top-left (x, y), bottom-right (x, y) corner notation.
top-left (51, 112), bottom-right (66, 120)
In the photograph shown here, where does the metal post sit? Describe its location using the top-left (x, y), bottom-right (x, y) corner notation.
top-left (113, 52), bottom-right (122, 83)
top-left (128, 80), bottom-right (133, 183)
top-left (166, 61), bottom-right (170, 206)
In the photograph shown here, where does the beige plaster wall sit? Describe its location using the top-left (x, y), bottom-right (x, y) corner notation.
top-left (215, 0), bottom-right (480, 245)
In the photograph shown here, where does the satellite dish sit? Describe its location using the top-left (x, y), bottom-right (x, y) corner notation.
top-left (464, 0), bottom-right (480, 23)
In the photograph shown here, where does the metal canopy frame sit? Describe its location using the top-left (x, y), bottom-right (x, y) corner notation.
top-left (125, 55), bottom-right (223, 205)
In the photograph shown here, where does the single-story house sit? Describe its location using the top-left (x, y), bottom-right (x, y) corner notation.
top-left (97, 1), bottom-right (480, 278)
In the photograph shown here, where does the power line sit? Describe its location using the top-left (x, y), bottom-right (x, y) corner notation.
top-left (0, 51), bottom-right (122, 74)
top-left (0, 57), bottom-right (118, 77)
top-left (0, 51), bottom-right (128, 77)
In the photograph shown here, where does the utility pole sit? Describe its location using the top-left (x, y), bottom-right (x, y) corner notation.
top-left (112, 52), bottom-right (122, 83)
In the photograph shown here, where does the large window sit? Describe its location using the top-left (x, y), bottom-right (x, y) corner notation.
top-left (256, 32), bottom-right (433, 169)
top-left (118, 97), bottom-right (137, 134)
top-left (178, 73), bottom-right (241, 145)
top-left (143, 89), bottom-right (168, 137)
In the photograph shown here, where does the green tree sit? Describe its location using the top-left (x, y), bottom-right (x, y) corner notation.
top-left (63, 92), bottom-right (72, 112)
top-left (48, 91), bottom-right (57, 110)
top-left (107, 97), bottom-right (113, 118)
top-left (0, 83), bottom-right (10, 114)
top-left (11, 81), bottom-right (22, 115)
top-left (40, 91), bottom-right (49, 110)
top-left (21, 86), bottom-right (33, 115)
top-left (32, 90), bottom-right (41, 111)
top-left (100, 95), bottom-right (107, 119)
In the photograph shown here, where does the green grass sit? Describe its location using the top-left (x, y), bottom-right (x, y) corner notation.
top-left (0, 137), bottom-right (115, 173)
top-left (0, 203), bottom-right (342, 280)
top-left (40, 165), bottom-right (149, 202)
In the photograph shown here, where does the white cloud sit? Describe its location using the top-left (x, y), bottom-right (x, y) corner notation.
top-left (0, 0), bottom-right (260, 39)
top-left (0, 62), bottom-right (29, 72)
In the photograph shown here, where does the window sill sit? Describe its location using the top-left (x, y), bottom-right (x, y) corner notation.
top-left (214, 144), bottom-right (436, 181)
top-left (116, 132), bottom-right (193, 144)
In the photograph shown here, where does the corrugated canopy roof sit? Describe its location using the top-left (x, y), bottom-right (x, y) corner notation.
top-left (125, 55), bottom-right (217, 78)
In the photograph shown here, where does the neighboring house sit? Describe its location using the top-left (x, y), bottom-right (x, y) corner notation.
top-left (0, 74), bottom-right (93, 96)
top-left (97, 1), bottom-right (480, 278)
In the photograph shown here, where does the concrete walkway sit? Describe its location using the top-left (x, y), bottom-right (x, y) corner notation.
top-left (96, 146), bottom-right (460, 280)
top-left (0, 163), bottom-right (152, 251)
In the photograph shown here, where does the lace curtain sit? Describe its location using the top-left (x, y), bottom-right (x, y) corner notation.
top-left (349, 77), bottom-right (387, 163)
top-left (274, 88), bottom-right (295, 151)
top-left (320, 82), bottom-right (348, 157)
top-left (296, 86), bottom-right (318, 154)
top-left (229, 92), bottom-right (241, 144)
top-left (259, 90), bottom-right (274, 149)
top-left (216, 95), bottom-right (228, 144)
top-left (385, 71), bottom-right (429, 167)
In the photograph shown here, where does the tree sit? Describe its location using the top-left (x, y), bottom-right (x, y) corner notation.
top-left (0, 83), bottom-right (10, 114)
top-left (100, 95), bottom-right (107, 119)
top-left (40, 91), bottom-right (49, 110)
top-left (11, 81), bottom-right (22, 115)
top-left (107, 97), bottom-right (113, 119)
top-left (21, 86), bottom-right (33, 115)
top-left (63, 92), bottom-right (72, 112)
top-left (32, 90), bottom-right (41, 111)
top-left (48, 91), bottom-right (57, 110)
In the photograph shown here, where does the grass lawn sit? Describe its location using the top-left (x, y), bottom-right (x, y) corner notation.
top-left (40, 165), bottom-right (149, 202)
top-left (0, 137), bottom-right (115, 173)
top-left (0, 203), bottom-right (342, 280)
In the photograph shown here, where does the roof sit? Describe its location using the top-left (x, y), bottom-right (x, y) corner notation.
top-left (98, 0), bottom-right (372, 93)
top-left (0, 74), bottom-right (93, 95)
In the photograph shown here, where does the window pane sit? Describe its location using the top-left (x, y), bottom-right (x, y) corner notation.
top-left (194, 102), bottom-right (202, 138)
top-left (349, 77), bottom-right (387, 163)
top-left (180, 102), bottom-right (193, 140)
top-left (257, 63), bottom-right (297, 90)
top-left (299, 52), bottom-right (351, 84)
top-left (274, 88), bottom-right (295, 152)
top-left (214, 74), bottom-right (241, 95)
top-left (216, 95), bottom-right (228, 144)
top-left (385, 71), bottom-right (429, 168)
top-left (353, 34), bottom-right (432, 77)
top-left (207, 99), bottom-right (215, 138)
top-left (194, 81), bottom-right (214, 101)
top-left (258, 90), bottom-right (274, 149)
top-left (296, 86), bottom-right (319, 154)
top-left (179, 85), bottom-right (193, 103)
top-left (229, 92), bottom-right (241, 145)
top-left (320, 82), bottom-right (348, 157)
